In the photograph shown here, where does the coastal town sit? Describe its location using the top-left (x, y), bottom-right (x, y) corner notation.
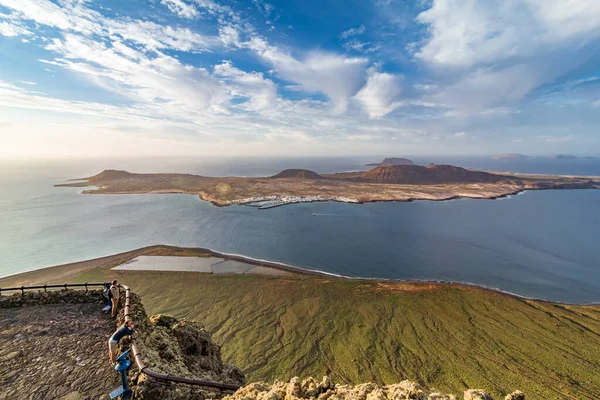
top-left (226, 195), bottom-right (360, 209)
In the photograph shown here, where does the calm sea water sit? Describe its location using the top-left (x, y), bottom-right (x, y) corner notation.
top-left (0, 156), bottom-right (599, 304)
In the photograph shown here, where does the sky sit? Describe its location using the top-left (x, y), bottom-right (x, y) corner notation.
top-left (0, 0), bottom-right (599, 158)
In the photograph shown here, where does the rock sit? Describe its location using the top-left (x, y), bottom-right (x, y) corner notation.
top-left (0, 350), bottom-right (21, 362)
top-left (225, 378), bottom-right (517, 400)
top-left (62, 392), bottom-right (84, 400)
top-left (320, 376), bottom-right (332, 391)
top-left (287, 377), bottom-right (303, 398)
top-left (464, 389), bottom-right (494, 400)
top-left (387, 380), bottom-right (425, 399)
top-left (429, 393), bottom-right (456, 400)
top-left (366, 388), bottom-right (387, 400)
top-left (0, 369), bottom-right (19, 383)
top-left (504, 391), bottom-right (524, 400)
top-left (149, 314), bottom-right (179, 327)
top-left (302, 377), bottom-right (319, 397)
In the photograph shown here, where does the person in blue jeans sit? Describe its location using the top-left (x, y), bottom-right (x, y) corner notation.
top-left (108, 320), bottom-right (134, 363)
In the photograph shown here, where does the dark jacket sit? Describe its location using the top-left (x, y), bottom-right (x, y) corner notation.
top-left (110, 325), bottom-right (134, 342)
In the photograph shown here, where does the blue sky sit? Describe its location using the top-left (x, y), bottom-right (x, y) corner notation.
top-left (0, 0), bottom-right (599, 158)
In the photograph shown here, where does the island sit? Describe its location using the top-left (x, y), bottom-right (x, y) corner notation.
top-left (365, 157), bottom-right (415, 166)
top-left (552, 154), bottom-right (578, 160)
top-left (55, 164), bottom-right (600, 209)
top-left (493, 153), bottom-right (597, 160)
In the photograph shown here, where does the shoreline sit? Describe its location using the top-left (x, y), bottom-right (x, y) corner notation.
top-left (55, 167), bottom-right (600, 209)
top-left (1, 244), bottom-right (598, 306)
top-left (79, 186), bottom-right (597, 210)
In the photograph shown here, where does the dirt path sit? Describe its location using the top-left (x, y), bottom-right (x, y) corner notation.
top-left (0, 303), bottom-right (119, 400)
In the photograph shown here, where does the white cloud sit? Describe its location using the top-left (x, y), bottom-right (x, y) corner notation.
top-left (0, 0), bottom-right (219, 52)
top-left (343, 40), bottom-right (381, 53)
top-left (44, 34), bottom-right (227, 111)
top-left (414, 0), bottom-right (600, 68)
top-left (0, 0), bottom-right (72, 30)
top-left (252, 0), bottom-right (274, 18)
top-left (19, 80), bottom-right (37, 85)
top-left (161, 0), bottom-right (198, 19)
top-left (248, 40), bottom-right (369, 113)
top-left (214, 61), bottom-right (277, 110)
top-left (340, 25), bottom-right (365, 39)
top-left (413, 0), bottom-right (600, 113)
top-left (354, 70), bottom-right (403, 118)
top-left (219, 24), bottom-right (242, 47)
top-left (0, 20), bottom-right (32, 36)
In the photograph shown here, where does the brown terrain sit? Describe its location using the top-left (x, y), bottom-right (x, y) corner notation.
top-left (0, 300), bottom-right (119, 400)
top-left (55, 164), bottom-right (600, 206)
top-left (0, 287), bottom-right (244, 400)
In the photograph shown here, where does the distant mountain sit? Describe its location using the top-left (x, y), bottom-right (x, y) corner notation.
top-left (365, 157), bottom-right (415, 166)
top-left (271, 169), bottom-right (323, 179)
top-left (493, 153), bottom-right (529, 160)
top-left (356, 164), bottom-right (506, 184)
top-left (493, 154), bottom-right (596, 161)
top-left (87, 169), bottom-right (134, 181)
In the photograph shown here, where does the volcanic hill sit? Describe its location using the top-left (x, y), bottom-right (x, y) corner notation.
top-left (365, 157), bottom-right (416, 166)
top-left (271, 169), bottom-right (324, 179)
top-left (345, 164), bottom-right (508, 184)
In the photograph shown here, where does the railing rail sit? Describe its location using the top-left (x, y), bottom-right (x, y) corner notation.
top-left (0, 282), bottom-right (241, 392)
top-left (0, 282), bottom-right (103, 295)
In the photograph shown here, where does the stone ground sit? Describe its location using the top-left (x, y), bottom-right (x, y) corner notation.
top-left (0, 303), bottom-right (120, 400)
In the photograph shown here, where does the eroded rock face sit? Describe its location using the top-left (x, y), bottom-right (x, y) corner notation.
top-left (504, 391), bottom-right (524, 400)
top-left (224, 377), bottom-right (520, 400)
top-left (464, 389), bottom-right (494, 400)
top-left (114, 300), bottom-right (244, 400)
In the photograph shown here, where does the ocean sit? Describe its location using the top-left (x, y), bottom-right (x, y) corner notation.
top-left (1, 156), bottom-right (599, 304)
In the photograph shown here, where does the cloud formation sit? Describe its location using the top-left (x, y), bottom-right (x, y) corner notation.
top-left (0, 0), bottom-right (599, 157)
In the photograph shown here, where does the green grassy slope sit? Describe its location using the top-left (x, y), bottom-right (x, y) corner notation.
top-left (2, 247), bottom-right (599, 399)
top-left (63, 266), bottom-right (600, 400)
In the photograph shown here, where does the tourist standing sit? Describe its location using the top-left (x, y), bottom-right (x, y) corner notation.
top-left (109, 279), bottom-right (120, 318)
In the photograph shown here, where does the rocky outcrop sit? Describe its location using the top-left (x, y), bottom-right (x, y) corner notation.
top-left (504, 392), bottom-right (524, 400)
top-left (464, 389), bottom-right (494, 400)
top-left (114, 295), bottom-right (244, 400)
top-left (223, 377), bottom-right (522, 400)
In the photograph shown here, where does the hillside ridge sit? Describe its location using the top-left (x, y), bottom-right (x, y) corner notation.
top-left (271, 169), bottom-right (324, 179)
top-left (355, 164), bottom-right (507, 184)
